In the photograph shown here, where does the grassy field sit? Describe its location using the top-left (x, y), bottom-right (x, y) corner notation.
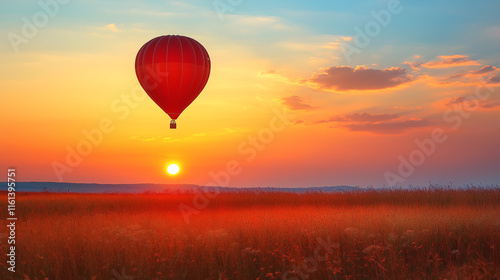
top-left (1, 187), bottom-right (499, 279)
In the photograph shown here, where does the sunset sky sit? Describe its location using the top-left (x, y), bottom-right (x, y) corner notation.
top-left (1, 0), bottom-right (500, 188)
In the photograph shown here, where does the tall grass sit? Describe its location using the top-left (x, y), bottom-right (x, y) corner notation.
top-left (0, 187), bottom-right (498, 279)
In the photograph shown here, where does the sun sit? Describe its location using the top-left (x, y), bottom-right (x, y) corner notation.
top-left (166, 163), bottom-right (180, 175)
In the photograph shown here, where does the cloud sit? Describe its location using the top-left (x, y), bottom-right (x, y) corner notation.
top-left (443, 96), bottom-right (467, 107)
top-left (444, 96), bottom-right (500, 109)
top-left (403, 56), bottom-right (494, 88)
top-left (281, 96), bottom-right (316, 110)
top-left (343, 119), bottom-right (430, 134)
top-left (421, 55), bottom-right (480, 69)
top-left (305, 65), bottom-right (412, 91)
top-left (426, 64), bottom-right (500, 87)
top-left (315, 112), bottom-right (429, 134)
top-left (106, 23), bottom-right (118, 32)
top-left (487, 74), bottom-right (500, 84)
top-left (141, 137), bottom-right (156, 142)
top-left (260, 69), bottom-right (276, 75)
top-left (472, 65), bottom-right (496, 75)
top-left (443, 65), bottom-right (497, 82)
top-left (394, 106), bottom-right (423, 110)
top-left (403, 55), bottom-right (425, 70)
top-left (480, 101), bottom-right (500, 109)
top-left (258, 69), bottom-right (296, 85)
top-left (323, 112), bottom-right (401, 123)
top-left (443, 73), bottom-right (466, 81)
top-left (229, 15), bottom-right (292, 31)
top-left (235, 16), bottom-right (278, 26)
top-left (265, 55), bottom-right (494, 95)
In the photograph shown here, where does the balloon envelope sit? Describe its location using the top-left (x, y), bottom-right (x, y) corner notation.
top-left (135, 35), bottom-right (211, 124)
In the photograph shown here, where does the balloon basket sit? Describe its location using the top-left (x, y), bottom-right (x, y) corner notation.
top-left (170, 119), bottom-right (177, 129)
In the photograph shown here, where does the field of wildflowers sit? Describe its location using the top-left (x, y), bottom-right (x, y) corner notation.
top-left (0, 187), bottom-right (499, 279)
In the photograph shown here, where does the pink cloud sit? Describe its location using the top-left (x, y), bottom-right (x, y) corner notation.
top-left (443, 65), bottom-right (497, 82)
top-left (444, 96), bottom-right (500, 109)
top-left (444, 96), bottom-right (467, 106)
top-left (443, 73), bottom-right (466, 81)
top-left (421, 55), bottom-right (480, 69)
top-left (307, 66), bottom-right (412, 91)
top-left (260, 69), bottom-right (276, 75)
top-left (343, 119), bottom-right (430, 134)
top-left (281, 95), bottom-right (316, 110)
top-left (315, 112), bottom-right (430, 134)
top-left (324, 112), bottom-right (401, 123)
top-left (472, 65), bottom-right (496, 75)
top-left (487, 74), bottom-right (500, 84)
top-left (480, 101), bottom-right (500, 109)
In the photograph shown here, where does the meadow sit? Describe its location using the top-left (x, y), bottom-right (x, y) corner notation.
top-left (1, 187), bottom-right (499, 280)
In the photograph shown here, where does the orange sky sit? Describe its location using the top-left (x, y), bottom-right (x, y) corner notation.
top-left (1, 1), bottom-right (500, 187)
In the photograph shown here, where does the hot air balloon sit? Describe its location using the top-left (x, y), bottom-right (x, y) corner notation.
top-left (135, 35), bottom-right (211, 129)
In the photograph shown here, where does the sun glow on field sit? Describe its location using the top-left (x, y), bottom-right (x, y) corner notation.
top-left (166, 163), bottom-right (180, 175)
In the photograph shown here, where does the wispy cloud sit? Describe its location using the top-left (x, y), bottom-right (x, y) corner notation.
top-left (487, 74), bottom-right (500, 84)
top-left (472, 65), bottom-right (497, 75)
top-left (227, 15), bottom-right (292, 31)
top-left (430, 65), bottom-right (499, 87)
top-left (106, 23), bottom-right (118, 32)
top-left (421, 55), bottom-right (480, 69)
top-left (314, 112), bottom-right (430, 134)
top-left (343, 119), bottom-right (430, 134)
top-left (304, 65), bottom-right (412, 92)
top-left (444, 96), bottom-right (500, 109)
top-left (443, 65), bottom-right (497, 81)
top-left (403, 55), bottom-right (425, 70)
top-left (281, 96), bottom-right (316, 110)
top-left (320, 112), bottom-right (401, 123)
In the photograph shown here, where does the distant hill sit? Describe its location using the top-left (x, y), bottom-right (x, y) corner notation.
top-left (7, 182), bottom-right (360, 193)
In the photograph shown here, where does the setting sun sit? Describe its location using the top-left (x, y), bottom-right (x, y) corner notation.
top-left (166, 163), bottom-right (180, 175)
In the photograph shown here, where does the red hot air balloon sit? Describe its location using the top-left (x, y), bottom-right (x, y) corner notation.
top-left (135, 35), bottom-right (211, 129)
